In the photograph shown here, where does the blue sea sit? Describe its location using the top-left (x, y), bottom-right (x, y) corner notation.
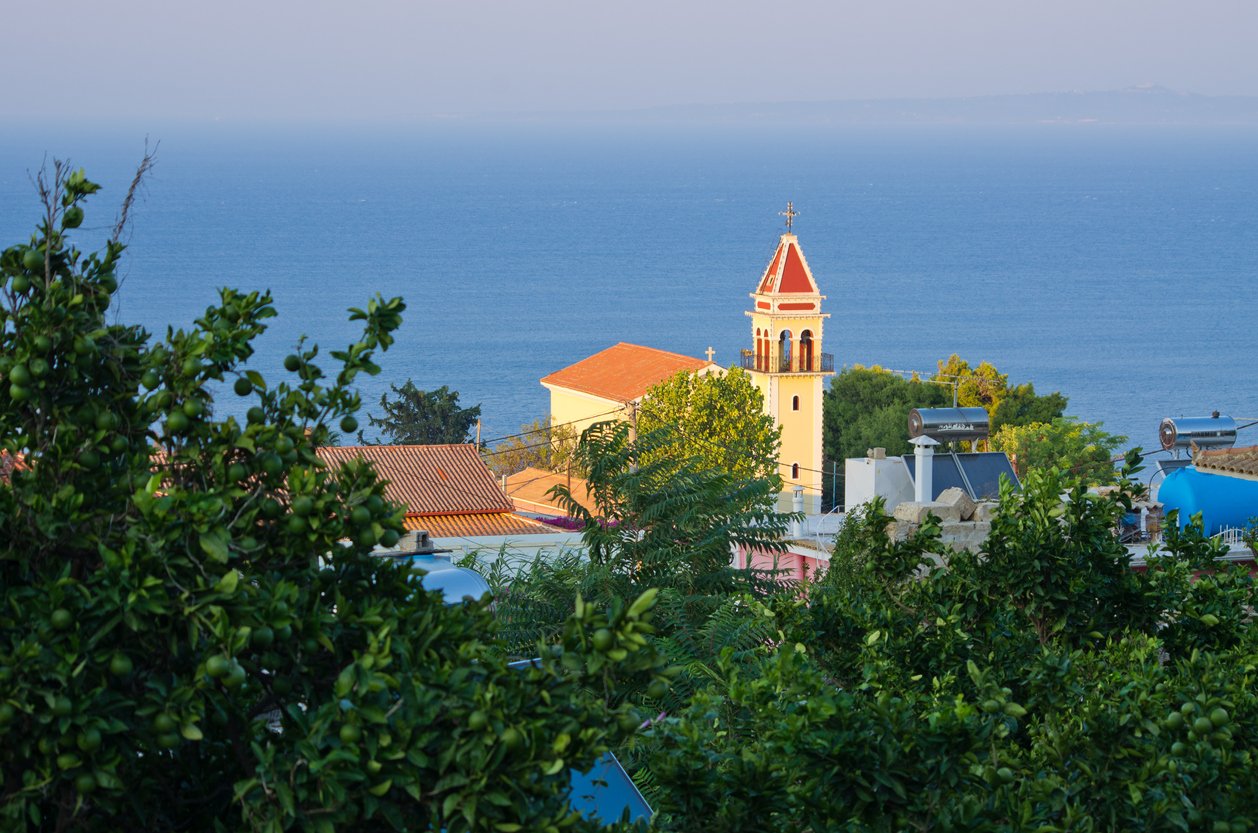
top-left (2, 123), bottom-right (1256, 463)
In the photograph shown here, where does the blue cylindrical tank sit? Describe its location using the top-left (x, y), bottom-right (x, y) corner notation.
top-left (1157, 467), bottom-right (1258, 535)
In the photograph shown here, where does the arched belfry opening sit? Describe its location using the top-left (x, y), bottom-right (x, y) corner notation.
top-left (799, 330), bottom-right (814, 373)
top-left (778, 330), bottom-right (792, 373)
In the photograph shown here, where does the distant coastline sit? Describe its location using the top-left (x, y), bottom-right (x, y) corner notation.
top-left (470, 86), bottom-right (1258, 127)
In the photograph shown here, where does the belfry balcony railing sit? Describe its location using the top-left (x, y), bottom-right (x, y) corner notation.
top-left (739, 348), bottom-right (834, 374)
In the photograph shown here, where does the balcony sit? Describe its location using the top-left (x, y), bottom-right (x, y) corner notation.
top-left (739, 348), bottom-right (834, 374)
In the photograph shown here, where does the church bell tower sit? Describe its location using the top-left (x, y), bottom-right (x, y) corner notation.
top-left (742, 204), bottom-right (833, 514)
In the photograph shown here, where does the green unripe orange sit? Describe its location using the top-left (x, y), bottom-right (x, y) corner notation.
top-left (77, 728), bottom-right (102, 752)
top-left (1210, 707), bottom-right (1230, 727)
top-left (153, 713), bottom-right (177, 734)
top-left (22, 248), bottom-right (43, 271)
top-left (468, 711), bottom-right (488, 731)
top-left (9, 365), bottom-right (31, 387)
top-left (10, 275), bottom-right (30, 293)
top-left (592, 628), bottom-right (614, 652)
top-left (52, 696), bottom-right (73, 717)
top-left (251, 626), bottom-right (274, 648)
top-left (292, 496), bottom-right (314, 516)
top-left (62, 206), bottom-right (84, 228)
top-left (340, 415), bottom-right (358, 433)
top-left (223, 662), bottom-right (247, 689)
top-left (205, 655), bottom-right (231, 678)
top-left (283, 354), bottom-right (301, 372)
top-left (500, 727), bottom-right (524, 751)
top-left (1165, 711), bottom-right (1184, 730)
top-left (141, 369), bottom-right (160, 390)
top-left (378, 529), bottom-right (400, 548)
top-left (74, 772), bottom-right (97, 794)
top-left (51, 608), bottom-right (73, 630)
top-left (351, 506), bottom-right (371, 526)
top-left (166, 411), bottom-right (189, 433)
top-left (1193, 716), bottom-right (1213, 734)
top-left (182, 398), bottom-right (204, 418)
top-left (109, 653), bottom-right (133, 677)
top-left (234, 377), bottom-right (253, 396)
top-left (247, 406), bottom-right (265, 424)
top-left (339, 724), bottom-right (362, 744)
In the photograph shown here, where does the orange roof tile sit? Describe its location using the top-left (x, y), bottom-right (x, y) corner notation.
top-left (503, 466), bottom-right (596, 516)
top-left (754, 234), bottom-right (820, 296)
top-left (1194, 445), bottom-right (1258, 482)
top-left (316, 444), bottom-right (513, 516)
top-left (403, 512), bottom-right (556, 538)
top-left (0, 451), bottom-right (27, 484)
top-left (541, 343), bottom-right (710, 403)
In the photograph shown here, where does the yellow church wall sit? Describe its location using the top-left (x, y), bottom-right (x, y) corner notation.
top-left (544, 386), bottom-right (628, 437)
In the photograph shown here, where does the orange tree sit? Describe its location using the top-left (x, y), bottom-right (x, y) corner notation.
top-left (0, 165), bottom-right (661, 832)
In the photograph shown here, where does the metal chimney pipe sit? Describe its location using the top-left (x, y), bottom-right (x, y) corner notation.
top-left (910, 435), bottom-right (940, 503)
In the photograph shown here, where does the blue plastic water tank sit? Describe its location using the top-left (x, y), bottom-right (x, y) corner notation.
top-left (1157, 467), bottom-right (1258, 535)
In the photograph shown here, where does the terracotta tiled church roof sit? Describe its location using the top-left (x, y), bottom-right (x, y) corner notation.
top-left (540, 343), bottom-right (710, 403)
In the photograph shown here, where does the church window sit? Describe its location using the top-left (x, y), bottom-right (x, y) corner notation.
top-left (800, 330), bottom-right (814, 372)
top-left (792, 395), bottom-right (800, 411)
top-left (779, 330), bottom-right (792, 372)
top-left (791, 463), bottom-right (800, 479)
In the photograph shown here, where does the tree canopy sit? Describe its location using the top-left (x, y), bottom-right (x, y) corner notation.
top-left (992, 415), bottom-right (1127, 485)
top-left (482, 416), bottom-right (578, 478)
top-left (637, 368), bottom-right (781, 490)
top-left (0, 166), bottom-right (662, 832)
top-left (359, 380), bottom-right (480, 445)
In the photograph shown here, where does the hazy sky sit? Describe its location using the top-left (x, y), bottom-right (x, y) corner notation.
top-left (4, 0), bottom-right (1255, 122)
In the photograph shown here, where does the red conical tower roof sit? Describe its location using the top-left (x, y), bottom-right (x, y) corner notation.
top-left (755, 234), bottom-right (820, 295)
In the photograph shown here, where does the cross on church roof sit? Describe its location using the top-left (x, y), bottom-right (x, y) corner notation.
top-left (705, 346), bottom-right (715, 362)
top-left (779, 202), bottom-right (798, 233)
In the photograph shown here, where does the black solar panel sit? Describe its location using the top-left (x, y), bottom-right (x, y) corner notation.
top-left (956, 452), bottom-right (1020, 499)
top-left (903, 452), bottom-right (1020, 501)
top-left (902, 454), bottom-right (967, 501)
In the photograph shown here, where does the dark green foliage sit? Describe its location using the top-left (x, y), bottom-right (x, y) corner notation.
top-left (638, 455), bottom-right (1258, 831)
top-left (359, 380), bottom-right (481, 445)
top-left (822, 365), bottom-right (949, 466)
top-left (0, 167), bottom-right (660, 832)
top-left (990, 381), bottom-right (1068, 435)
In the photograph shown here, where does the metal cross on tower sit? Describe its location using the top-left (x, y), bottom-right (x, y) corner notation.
top-left (779, 202), bottom-right (798, 233)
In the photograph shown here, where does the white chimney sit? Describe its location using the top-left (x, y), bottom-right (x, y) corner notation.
top-left (790, 486), bottom-right (804, 537)
top-left (910, 435), bottom-right (940, 503)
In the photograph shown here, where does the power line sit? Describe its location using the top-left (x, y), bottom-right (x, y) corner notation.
top-left (478, 406), bottom-right (627, 447)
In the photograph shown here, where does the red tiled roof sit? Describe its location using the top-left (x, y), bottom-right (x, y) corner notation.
top-left (541, 343), bottom-right (710, 403)
top-left (0, 451), bottom-right (26, 484)
top-left (503, 466), bottom-right (596, 516)
top-left (403, 512), bottom-right (555, 538)
top-left (316, 444), bottom-right (513, 516)
top-left (1195, 445), bottom-right (1258, 482)
top-left (754, 235), bottom-right (820, 296)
